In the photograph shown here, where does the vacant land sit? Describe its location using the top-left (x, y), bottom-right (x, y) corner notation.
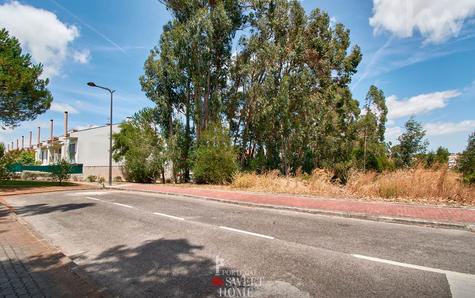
top-left (232, 168), bottom-right (475, 206)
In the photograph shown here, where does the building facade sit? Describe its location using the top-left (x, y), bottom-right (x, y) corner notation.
top-left (8, 111), bottom-right (124, 179)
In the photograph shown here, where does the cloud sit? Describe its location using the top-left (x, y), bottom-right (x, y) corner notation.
top-left (50, 102), bottom-right (78, 114)
top-left (72, 49), bottom-right (90, 64)
top-left (370, 0), bottom-right (475, 43)
top-left (0, 1), bottom-right (82, 77)
top-left (387, 90), bottom-right (461, 119)
top-left (385, 126), bottom-right (402, 142)
top-left (424, 120), bottom-right (475, 136)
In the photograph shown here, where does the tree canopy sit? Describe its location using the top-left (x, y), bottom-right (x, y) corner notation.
top-left (140, 0), bottom-right (370, 182)
top-left (0, 28), bottom-right (52, 129)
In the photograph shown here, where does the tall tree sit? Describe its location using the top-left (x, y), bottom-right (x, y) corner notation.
top-left (393, 118), bottom-right (428, 168)
top-left (358, 85), bottom-right (387, 171)
top-left (227, 1), bottom-right (362, 176)
top-left (0, 28), bottom-right (52, 129)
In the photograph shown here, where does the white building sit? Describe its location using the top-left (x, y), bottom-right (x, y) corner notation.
top-left (11, 111), bottom-right (123, 179)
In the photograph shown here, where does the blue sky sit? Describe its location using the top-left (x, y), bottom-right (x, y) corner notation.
top-left (1, 0), bottom-right (475, 152)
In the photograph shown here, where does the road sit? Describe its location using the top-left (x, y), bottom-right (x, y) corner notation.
top-left (5, 190), bottom-right (475, 297)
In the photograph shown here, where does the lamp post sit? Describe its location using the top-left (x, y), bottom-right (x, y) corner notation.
top-left (87, 82), bottom-right (115, 186)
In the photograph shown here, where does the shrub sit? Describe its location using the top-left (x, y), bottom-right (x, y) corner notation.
top-left (192, 123), bottom-right (238, 184)
top-left (97, 176), bottom-right (106, 184)
top-left (113, 176), bottom-right (123, 182)
top-left (113, 109), bottom-right (166, 183)
top-left (87, 175), bottom-right (97, 182)
top-left (16, 150), bottom-right (36, 165)
top-left (50, 160), bottom-right (71, 184)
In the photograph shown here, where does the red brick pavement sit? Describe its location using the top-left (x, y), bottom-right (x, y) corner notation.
top-left (0, 204), bottom-right (103, 297)
top-left (118, 184), bottom-right (475, 225)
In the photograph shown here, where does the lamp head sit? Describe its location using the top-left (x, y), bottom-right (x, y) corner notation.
top-left (87, 82), bottom-right (96, 87)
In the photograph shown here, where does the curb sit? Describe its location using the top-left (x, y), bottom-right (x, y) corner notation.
top-left (111, 187), bottom-right (475, 232)
top-left (0, 200), bottom-right (111, 298)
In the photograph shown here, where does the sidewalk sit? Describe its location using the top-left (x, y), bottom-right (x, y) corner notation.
top-left (116, 184), bottom-right (475, 230)
top-left (0, 204), bottom-right (103, 297)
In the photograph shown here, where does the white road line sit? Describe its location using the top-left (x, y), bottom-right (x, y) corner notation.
top-left (153, 212), bottom-right (185, 221)
top-left (352, 254), bottom-right (475, 298)
top-left (219, 226), bottom-right (275, 240)
top-left (113, 202), bottom-right (134, 209)
top-left (85, 196), bottom-right (102, 201)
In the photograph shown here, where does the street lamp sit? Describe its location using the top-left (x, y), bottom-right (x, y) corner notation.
top-left (87, 82), bottom-right (115, 186)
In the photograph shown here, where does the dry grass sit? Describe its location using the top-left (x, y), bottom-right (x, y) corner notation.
top-left (231, 167), bottom-right (475, 206)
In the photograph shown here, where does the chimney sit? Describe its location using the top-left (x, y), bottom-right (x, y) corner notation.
top-left (64, 111), bottom-right (69, 137)
top-left (37, 127), bottom-right (41, 146)
top-left (29, 131), bottom-right (32, 148)
top-left (11, 141), bottom-right (14, 151)
top-left (16, 139), bottom-right (19, 149)
top-left (21, 136), bottom-right (24, 149)
top-left (50, 119), bottom-right (54, 143)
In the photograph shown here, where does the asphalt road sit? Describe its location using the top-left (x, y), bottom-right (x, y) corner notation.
top-left (5, 190), bottom-right (475, 298)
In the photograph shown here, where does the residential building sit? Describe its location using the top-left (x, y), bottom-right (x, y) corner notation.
top-left (9, 111), bottom-right (123, 179)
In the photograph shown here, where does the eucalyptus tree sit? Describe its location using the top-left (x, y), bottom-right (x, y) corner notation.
top-left (358, 85), bottom-right (388, 171)
top-left (227, 0), bottom-right (362, 176)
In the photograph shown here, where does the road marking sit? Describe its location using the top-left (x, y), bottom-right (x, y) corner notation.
top-left (219, 226), bottom-right (275, 240)
top-left (85, 197), bottom-right (102, 201)
top-left (352, 254), bottom-right (475, 298)
top-left (153, 212), bottom-right (185, 221)
top-left (68, 191), bottom-right (109, 196)
top-left (113, 202), bottom-right (134, 208)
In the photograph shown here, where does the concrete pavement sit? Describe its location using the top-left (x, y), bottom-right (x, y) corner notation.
top-left (5, 190), bottom-right (475, 297)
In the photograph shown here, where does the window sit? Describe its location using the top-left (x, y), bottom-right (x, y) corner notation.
top-left (69, 143), bottom-right (76, 163)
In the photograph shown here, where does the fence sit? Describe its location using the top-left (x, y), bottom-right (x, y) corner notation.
top-left (7, 163), bottom-right (83, 174)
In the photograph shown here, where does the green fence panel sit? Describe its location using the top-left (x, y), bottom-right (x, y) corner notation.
top-left (7, 163), bottom-right (83, 174)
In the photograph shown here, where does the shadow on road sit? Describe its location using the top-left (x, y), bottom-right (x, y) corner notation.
top-left (76, 238), bottom-right (238, 297)
top-left (0, 251), bottom-right (102, 297)
top-left (12, 203), bottom-right (96, 216)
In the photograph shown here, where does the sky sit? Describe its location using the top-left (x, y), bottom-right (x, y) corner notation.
top-left (0, 0), bottom-right (475, 153)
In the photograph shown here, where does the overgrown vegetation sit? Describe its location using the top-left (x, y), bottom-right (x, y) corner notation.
top-left (232, 168), bottom-right (475, 206)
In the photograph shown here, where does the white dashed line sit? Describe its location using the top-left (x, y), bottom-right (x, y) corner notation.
top-left (85, 197), bottom-right (102, 201)
top-left (219, 226), bottom-right (275, 240)
top-left (113, 202), bottom-right (134, 209)
top-left (352, 254), bottom-right (475, 298)
top-left (153, 212), bottom-right (185, 221)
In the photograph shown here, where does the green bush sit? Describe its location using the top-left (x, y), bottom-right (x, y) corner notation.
top-left (113, 109), bottom-right (166, 183)
top-left (16, 150), bottom-right (36, 165)
top-left (50, 160), bottom-right (71, 184)
top-left (192, 123), bottom-right (238, 184)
